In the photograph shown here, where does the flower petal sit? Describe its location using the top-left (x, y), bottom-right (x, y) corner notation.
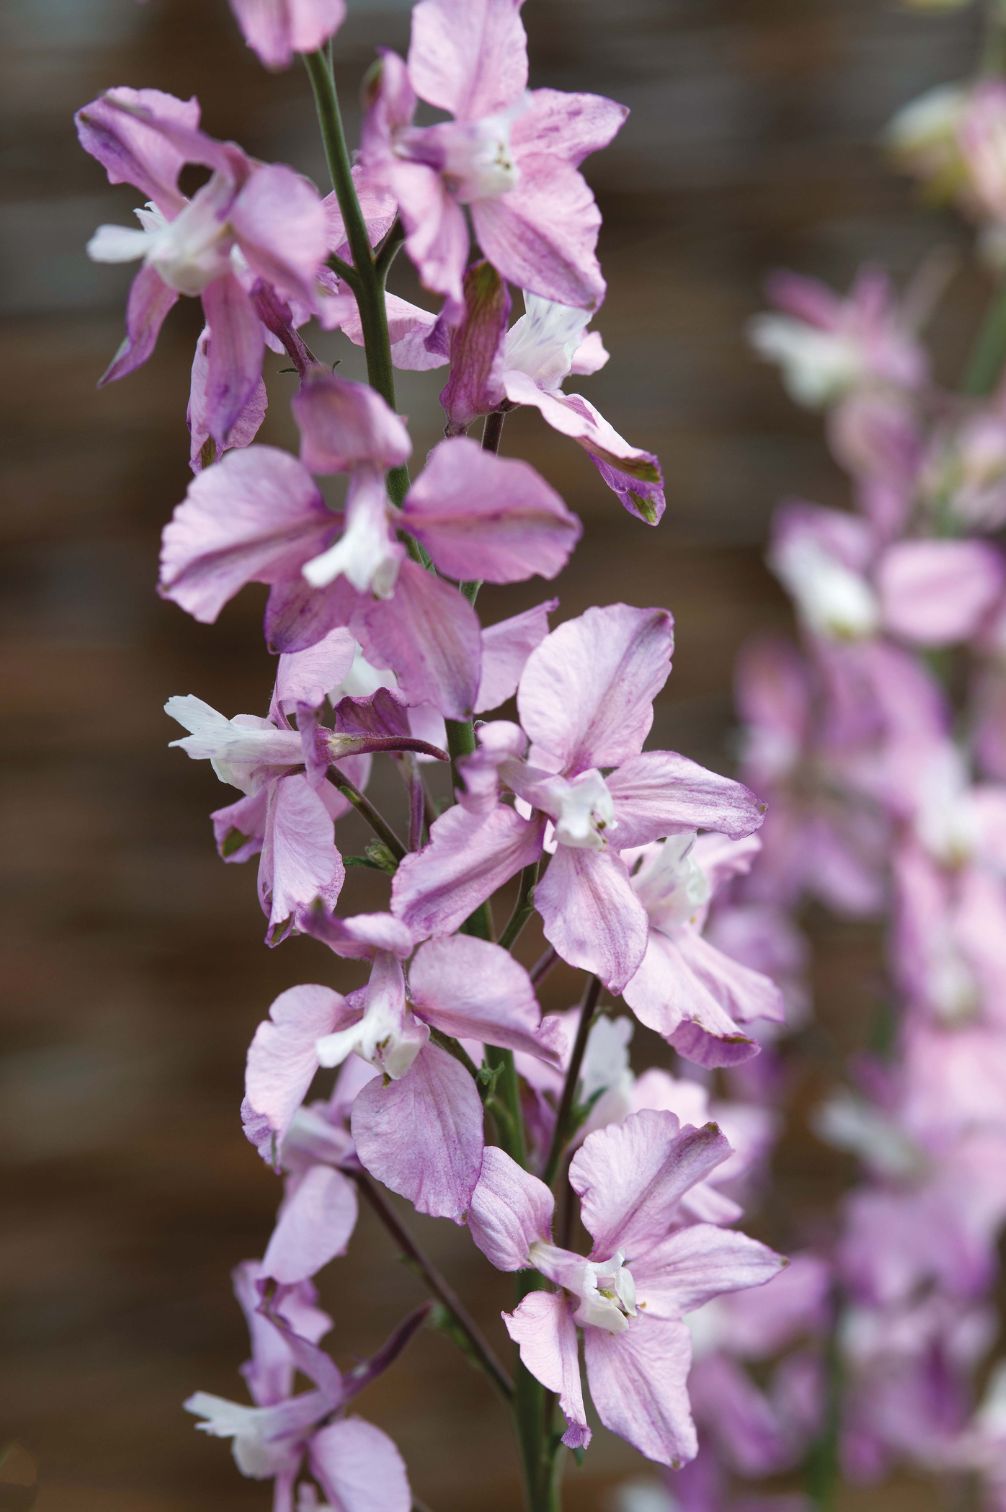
top-left (634, 1224), bottom-right (785, 1319)
top-left (230, 0), bottom-right (347, 70)
top-left (584, 1316), bottom-right (696, 1468)
top-left (309, 1416), bottom-right (411, 1512)
top-left (439, 260), bottom-right (510, 430)
top-left (517, 603), bottom-right (674, 774)
top-left (504, 1291), bottom-right (590, 1449)
top-left (877, 539), bottom-right (1005, 646)
top-left (472, 157), bottom-right (604, 310)
top-left (410, 935), bottom-right (561, 1063)
top-left (355, 561), bottom-right (481, 719)
top-left (469, 1146), bottom-right (555, 1270)
top-left (407, 0), bottom-right (528, 119)
top-left (259, 774), bottom-right (345, 944)
top-left (262, 1166), bottom-right (358, 1285)
top-left (510, 88), bottom-right (628, 166)
top-left (244, 984), bottom-right (348, 1157)
top-left (351, 1043), bottom-right (483, 1222)
top-left (535, 846), bottom-right (648, 993)
top-left (392, 803), bottom-right (543, 937)
top-left (100, 263), bottom-right (179, 385)
top-left (607, 751), bottom-right (765, 849)
top-left (200, 273), bottom-right (267, 447)
top-left (293, 368), bottom-right (412, 475)
top-left (75, 86), bottom-right (199, 211)
top-left (476, 599), bottom-right (555, 713)
top-left (230, 164), bottom-right (329, 303)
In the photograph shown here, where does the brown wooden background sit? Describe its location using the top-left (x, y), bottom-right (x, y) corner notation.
top-left (0, 0), bottom-right (990, 1507)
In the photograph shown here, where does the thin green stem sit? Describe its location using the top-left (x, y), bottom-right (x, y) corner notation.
top-left (498, 862), bottom-right (539, 952)
top-left (327, 766), bottom-right (406, 862)
top-left (964, 277), bottom-right (1006, 396)
top-left (542, 976), bottom-right (603, 1187)
top-left (353, 1169), bottom-right (514, 1406)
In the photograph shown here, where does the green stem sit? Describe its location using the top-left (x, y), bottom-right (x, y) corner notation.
top-left (963, 278), bottom-right (1006, 396)
top-left (498, 862), bottom-right (539, 951)
top-left (542, 976), bottom-right (603, 1187)
top-left (353, 1169), bottom-right (514, 1406)
top-left (327, 767), bottom-right (406, 862)
top-left (304, 49), bottom-right (410, 507)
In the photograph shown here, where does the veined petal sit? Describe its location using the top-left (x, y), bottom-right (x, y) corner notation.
top-left (476, 599), bottom-right (555, 713)
top-left (622, 932), bottom-right (759, 1069)
top-left (351, 1043), bottom-right (483, 1222)
top-left (410, 935), bottom-right (561, 1063)
top-left (634, 1225), bottom-right (785, 1319)
top-left (407, 0), bottom-right (528, 119)
top-left (258, 774), bottom-right (345, 944)
top-left (584, 1317), bottom-right (696, 1468)
top-left (607, 751), bottom-right (765, 848)
top-left (99, 263), bottom-right (179, 385)
top-left (534, 845), bottom-right (648, 993)
top-left (293, 368), bottom-right (412, 475)
top-left (517, 603), bottom-right (674, 774)
top-left (188, 325), bottom-right (267, 471)
top-left (356, 561), bottom-right (481, 718)
top-left (200, 273), bottom-right (267, 447)
top-left (504, 1291), bottom-right (590, 1449)
top-left (401, 436), bottom-right (580, 583)
top-left (244, 984), bottom-right (349, 1158)
top-left (230, 164), bottom-right (329, 304)
top-left (472, 157), bottom-right (604, 310)
top-left (439, 260), bottom-right (510, 429)
top-left (261, 1166), bottom-right (358, 1285)
top-left (877, 539), bottom-right (1005, 646)
top-left (75, 86), bottom-right (199, 212)
top-left (510, 88), bottom-right (629, 166)
top-left (159, 445), bottom-right (333, 624)
top-left (569, 1110), bottom-right (730, 1257)
top-left (230, 0), bottom-right (347, 70)
top-left (392, 803), bottom-right (544, 937)
top-left (309, 1417), bottom-right (411, 1512)
top-left (469, 1145), bottom-right (555, 1270)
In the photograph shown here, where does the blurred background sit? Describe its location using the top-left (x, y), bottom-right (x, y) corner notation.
top-left (0, 0), bottom-right (992, 1507)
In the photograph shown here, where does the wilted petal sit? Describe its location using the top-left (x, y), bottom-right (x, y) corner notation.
top-left (410, 935), bottom-right (561, 1063)
top-left (518, 604), bottom-right (674, 774)
top-left (407, 0), bottom-right (528, 119)
top-left (476, 599), bottom-right (555, 713)
top-left (357, 561), bottom-right (481, 718)
top-left (393, 803), bottom-right (544, 936)
top-left (504, 1291), bottom-right (590, 1448)
top-left (634, 1225), bottom-right (785, 1319)
top-left (230, 0), bottom-right (347, 70)
top-left (469, 1146), bottom-right (554, 1270)
top-left (607, 751), bottom-right (765, 849)
top-left (584, 1317), bottom-right (696, 1468)
top-left (352, 1043), bottom-right (483, 1221)
top-left (309, 1416), bottom-right (410, 1512)
top-left (535, 845), bottom-right (648, 993)
top-left (293, 368), bottom-right (412, 475)
top-left (159, 445), bottom-right (333, 624)
top-left (473, 158), bottom-right (603, 310)
top-left (569, 1110), bottom-right (730, 1257)
top-left (199, 273), bottom-right (266, 447)
top-left (439, 260), bottom-right (509, 429)
top-left (262, 1166), bottom-right (358, 1285)
top-left (401, 437), bottom-right (580, 583)
top-left (245, 984), bottom-right (348, 1156)
top-left (877, 539), bottom-right (1005, 646)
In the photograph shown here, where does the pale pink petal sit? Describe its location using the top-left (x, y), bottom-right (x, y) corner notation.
top-left (188, 325), bottom-right (266, 470)
top-left (307, 911), bottom-right (415, 961)
top-left (393, 160), bottom-right (469, 309)
top-left (262, 1166), bottom-right (358, 1284)
top-left (468, 1146), bottom-right (555, 1270)
top-left (392, 803), bottom-right (544, 936)
top-left (266, 573), bottom-right (359, 656)
top-left (674, 930), bottom-right (785, 1029)
top-left (309, 1417), bottom-right (410, 1512)
top-left (510, 89), bottom-right (629, 166)
top-left (200, 273), bottom-right (267, 447)
top-left (877, 539), bottom-right (1005, 646)
top-left (259, 774), bottom-right (344, 943)
top-left (357, 561), bottom-right (482, 718)
top-left (517, 604), bottom-right (674, 774)
top-left (439, 260), bottom-right (509, 430)
top-left (407, 0), bottom-right (528, 119)
top-left (212, 787), bottom-right (269, 863)
top-left (410, 935), bottom-right (561, 1063)
top-left (401, 437), bottom-right (580, 583)
top-left (535, 845), bottom-right (648, 993)
top-left (502, 373), bottom-right (664, 523)
top-left (476, 600), bottom-right (555, 713)
top-left (622, 932), bottom-right (759, 1069)
top-left (351, 1043), bottom-right (483, 1221)
top-left (472, 157), bottom-right (604, 310)
top-left (159, 445), bottom-right (333, 624)
top-left (569, 1110), bottom-right (730, 1256)
top-left (323, 170), bottom-right (398, 262)
top-left (504, 1291), bottom-right (590, 1449)
top-left (337, 291), bottom-right (447, 370)
top-left (244, 984), bottom-right (348, 1156)
top-left (293, 368), bottom-right (411, 475)
top-left (584, 1317), bottom-right (696, 1467)
top-left (570, 330), bottom-right (609, 376)
top-left (99, 263), bottom-right (179, 385)
top-left (634, 1224), bottom-right (785, 1319)
top-left (607, 751), bottom-right (765, 848)
top-left (75, 86), bottom-right (199, 211)
top-left (230, 0), bottom-right (347, 70)
top-left (230, 164), bottom-right (329, 303)
top-left (270, 627), bottom-right (357, 717)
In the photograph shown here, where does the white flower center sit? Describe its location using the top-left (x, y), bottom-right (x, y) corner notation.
top-left (774, 540), bottom-right (880, 641)
top-left (504, 294), bottom-right (591, 390)
top-left (552, 769), bottom-right (617, 851)
top-left (749, 315), bottom-right (863, 409)
top-left (529, 1242), bottom-right (638, 1335)
top-left (633, 832), bottom-right (711, 929)
top-left (440, 114), bottom-right (519, 201)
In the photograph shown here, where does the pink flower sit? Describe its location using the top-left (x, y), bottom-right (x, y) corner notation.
top-left (358, 0), bottom-right (626, 314)
top-left (76, 88), bottom-right (329, 445)
top-left (468, 1110), bottom-right (783, 1465)
top-left (229, 0), bottom-right (347, 70)
top-left (393, 604), bottom-right (764, 992)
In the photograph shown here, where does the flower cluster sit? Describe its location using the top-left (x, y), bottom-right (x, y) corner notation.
top-left (77, 2), bottom-right (790, 1506)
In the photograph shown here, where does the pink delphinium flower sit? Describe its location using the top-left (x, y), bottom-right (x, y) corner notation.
top-left (469, 1110), bottom-right (783, 1466)
top-left (229, 0), bottom-right (347, 70)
